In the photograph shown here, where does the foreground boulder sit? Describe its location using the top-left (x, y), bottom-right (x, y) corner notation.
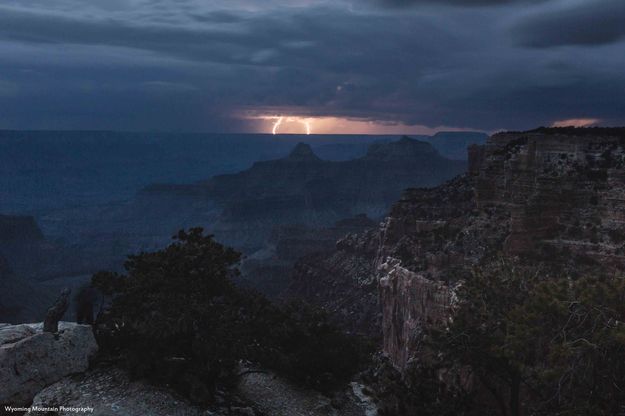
top-left (0, 322), bottom-right (97, 406)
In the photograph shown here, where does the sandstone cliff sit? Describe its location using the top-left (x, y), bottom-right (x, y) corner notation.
top-left (289, 127), bottom-right (625, 370)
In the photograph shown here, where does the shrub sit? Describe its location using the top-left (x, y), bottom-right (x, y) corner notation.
top-left (92, 228), bottom-right (370, 403)
top-left (426, 260), bottom-right (625, 415)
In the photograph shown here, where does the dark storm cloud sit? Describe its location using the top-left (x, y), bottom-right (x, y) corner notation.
top-left (376, 0), bottom-right (545, 7)
top-left (189, 11), bottom-right (243, 24)
top-left (0, 0), bottom-right (624, 132)
top-left (512, 0), bottom-right (625, 47)
top-left (0, 7), bottom-right (253, 64)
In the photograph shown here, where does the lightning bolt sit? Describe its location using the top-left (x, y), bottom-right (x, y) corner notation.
top-left (301, 119), bottom-right (311, 135)
top-left (270, 115), bottom-right (311, 135)
top-left (272, 116), bottom-right (284, 135)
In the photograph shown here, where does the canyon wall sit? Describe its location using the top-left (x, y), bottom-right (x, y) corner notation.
top-left (379, 128), bottom-right (625, 369)
top-left (289, 128), bottom-right (625, 370)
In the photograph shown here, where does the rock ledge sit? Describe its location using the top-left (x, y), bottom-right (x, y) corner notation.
top-left (0, 321), bottom-right (98, 406)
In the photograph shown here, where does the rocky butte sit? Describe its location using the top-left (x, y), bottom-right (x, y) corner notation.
top-left (287, 127), bottom-right (625, 370)
top-left (139, 138), bottom-right (466, 250)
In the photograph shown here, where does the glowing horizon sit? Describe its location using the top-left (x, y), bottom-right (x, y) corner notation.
top-left (552, 118), bottom-right (600, 128)
top-left (245, 112), bottom-right (608, 136)
top-left (245, 113), bottom-right (474, 136)
top-left (270, 116), bottom-right (312, 135)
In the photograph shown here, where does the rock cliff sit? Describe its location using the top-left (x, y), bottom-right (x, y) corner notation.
top-left (381, 127), bottom-right (625, 369)
top-left (240, 214), bottom-right (378, 297)
top-left (289, 127), bottom-right (625, 370)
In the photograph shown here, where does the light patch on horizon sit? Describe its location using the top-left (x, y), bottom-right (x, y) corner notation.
top-left (267, 116), bottom-right (313, 135)
top-left (552, 118), bottom-right (600, 128)
top-left (248, 114), bottom-right (472, 135)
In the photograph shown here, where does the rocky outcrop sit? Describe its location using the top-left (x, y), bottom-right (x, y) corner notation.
top-left (241, 214), bottom-right (378, 298)
top-left (0, 322), bottom-right (98, 406)
top-left (474, 129), bottom-right (625, 269)
top-left (378, 127), bottom-right (625, 369)
top-left (138, 138), bottom-right (466, 251)
top-left (286, 175), bottom-right (482, 340)
top-left (291, 128), bottom-right (625, 371)
top-left (284, 229), bottom-right (382, 337)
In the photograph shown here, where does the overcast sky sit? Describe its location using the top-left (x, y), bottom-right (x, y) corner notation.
top-left (0, 0), bottom-right (623, 133)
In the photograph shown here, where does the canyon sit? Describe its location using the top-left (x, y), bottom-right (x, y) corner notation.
top-left (288, 127), bottom-right (625, 370)
top-left (0, 134), bottom-right (469, 324)
top-left (7, 127), bottom-right (625, 413)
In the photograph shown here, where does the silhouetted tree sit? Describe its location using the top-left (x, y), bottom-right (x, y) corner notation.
top-left (93, 228), bottom-right (370, 403)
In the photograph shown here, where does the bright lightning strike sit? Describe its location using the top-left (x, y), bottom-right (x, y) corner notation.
top-left (272, 116), bottom-right (284, 135)
top-left (270, 115), bottom-right (312, 135)
top-left (301, 119), bottom-right (311, 135)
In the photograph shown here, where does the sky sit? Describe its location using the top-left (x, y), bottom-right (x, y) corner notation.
top-left (0, 0), bottom-right (624, 134)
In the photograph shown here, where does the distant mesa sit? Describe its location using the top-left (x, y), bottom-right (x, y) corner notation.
top-left (285, 143), bottom-right (321, 162)
top-left (134, 136), bottom-right (467, 252)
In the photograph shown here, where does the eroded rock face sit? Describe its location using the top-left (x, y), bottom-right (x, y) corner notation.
top-left (475, 130), bottom-right (625, 269)
top-left (378, 260), bottom-right (454, 372)
top-left (377, 128), bottom-right (625, 369)
top-left (292, 128), bottom-right (625, 371)
top-left (375, 175), bottom-right (499, 370)
top-left (284, 229), bottom-right (382, 337)
top-left (0, 322), bottom-right (98, 406)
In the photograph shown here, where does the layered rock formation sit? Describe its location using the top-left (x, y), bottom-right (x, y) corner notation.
top-left (140, 138), bottom-right (466, 251)
top-left (240, 214), bottom-right (378, 297)
top-left (382, 128), bottom-right (625, 369)
top-left (289, 127), bottom-right (625, 370)
top-left (284, 229), bottom-right (382, 336)
top-left (0, 322), bottom-right (98, 406)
